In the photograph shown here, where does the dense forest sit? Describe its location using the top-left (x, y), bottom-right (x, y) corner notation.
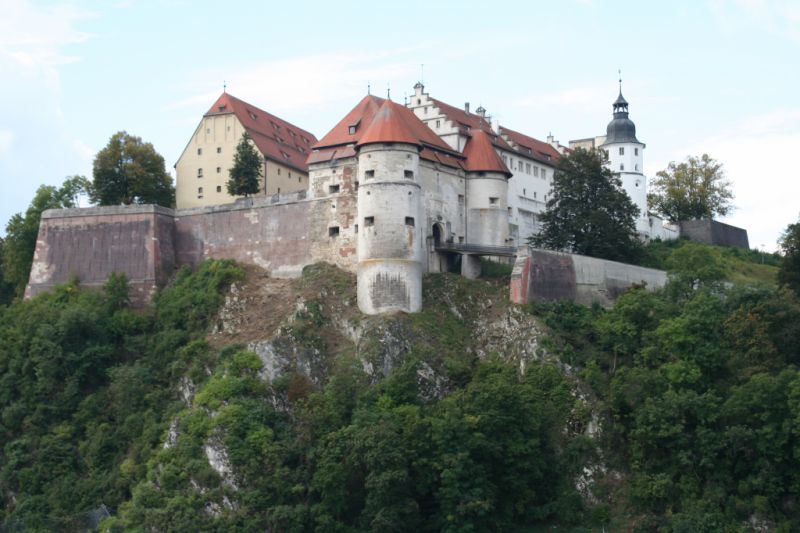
top-left (0, 236), bottom-right (799, 531)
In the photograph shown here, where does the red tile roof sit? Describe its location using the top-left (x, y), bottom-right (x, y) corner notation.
top-left (462, 130), bottom-right (512, 177)
top-left (311, 96), bottom-right (463, 169)
top-left (205, 92), bottom-right (318, 173)
top-left (498, 125), bottom-right (561, 166)
top-left (357, 100), bottom-right (454, 151)
top-left (313, 95), bottom-right (386, 149)
top-left (429, 98), bottom-right (515, 152)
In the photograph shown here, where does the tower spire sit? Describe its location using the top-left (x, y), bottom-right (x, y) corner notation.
top-left (223, 80), bottom-right (227, 93)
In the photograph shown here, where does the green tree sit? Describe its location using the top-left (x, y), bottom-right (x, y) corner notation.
top-left (90, 131), bottom-right (175, 207)
top-left (648, 154), bottom-right (734, 222)
top-left (2, 176), bottom-right (89, 299)
top-left (227, 132), bottom-right (262, 198)
top-left (530, 147), bottom-right (642, 262)
top-left (778, 217), bottom-right (800, 294)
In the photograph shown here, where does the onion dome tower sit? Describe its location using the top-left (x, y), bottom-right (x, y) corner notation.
top-left (462, 129), bottom-right (512, 247)
top-left (600, 79), bottom-right (648, 234)
top-left (355, 100), bottom-right (425, 314)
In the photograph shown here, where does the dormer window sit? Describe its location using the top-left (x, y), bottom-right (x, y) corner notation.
top-left (218, 105), bottom-right (226, 111)
top-left (249, 111), bottom-right (257, 120)
top-left (348, 126), bottom-right (356, 135)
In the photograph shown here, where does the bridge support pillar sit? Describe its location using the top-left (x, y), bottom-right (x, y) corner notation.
top-left (461, 254), bottom-right (481, 279)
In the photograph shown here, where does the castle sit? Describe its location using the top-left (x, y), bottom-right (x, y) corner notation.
top-left (26, 82), bottom-right (745, 314)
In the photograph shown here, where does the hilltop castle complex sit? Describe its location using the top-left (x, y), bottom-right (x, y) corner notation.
top-left (25, 82), bottom-right (748, 314)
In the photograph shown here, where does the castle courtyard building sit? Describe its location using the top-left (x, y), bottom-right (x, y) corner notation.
top-left (174, 92), bottom-right (318, 209)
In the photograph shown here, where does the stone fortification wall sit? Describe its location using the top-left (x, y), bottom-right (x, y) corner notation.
top-left (678, 219), bottom-right (750, 249)
top-left (25, 190), bottom-right (360, 305)
top-left (510, 247), bottom-right (667, 308)
top-left (26, 205), bottom-right (176, 305)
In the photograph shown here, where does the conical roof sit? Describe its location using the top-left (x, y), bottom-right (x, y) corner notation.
top-left (462, 130), bottom-right (512, 177)
top-left (357, 100), bottom-right (422, 147)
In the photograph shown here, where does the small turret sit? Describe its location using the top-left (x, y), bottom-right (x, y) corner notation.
top-left (462, 130), bottom-right (511, 247)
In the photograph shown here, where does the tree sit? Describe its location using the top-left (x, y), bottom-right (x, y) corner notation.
top-left (227, 132), bottom-right (262, 198)
top-left (2, 176), bottom-right (89, 299)
top-left (648, 154), bottom-right (734, 222)
top-left (530, 148), bottom-right (642, 262)
top-left (90, 131), bottom-right (175, 207)
top-left (778, 216), bottom-right (800, 294)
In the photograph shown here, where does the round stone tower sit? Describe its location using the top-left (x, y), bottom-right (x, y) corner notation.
top-left (355, 101), bottom-right (424, 314)
top-left (462, 130), bottom-right (512, 246)
top-left (600, 84), bottom-right (648, 234)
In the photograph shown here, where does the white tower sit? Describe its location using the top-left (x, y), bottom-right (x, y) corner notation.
top-left (600, 83), bottom-right (648, 235)
top-left (355, 101), bottom-right (425, 314)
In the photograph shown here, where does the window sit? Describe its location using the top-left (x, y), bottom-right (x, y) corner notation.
top-left (288, 172), bottom-right (292, 178)
top-left (458, 194), bottom-right (465, 205)
top-left (620, 164), bottom-right (625, 171)
top-left (635, 164), bottom-right (639, 171)
top-left (197, 187), bottom-right (203, 198)
top-left (502, 155), bottom-right (507, 164)
top-left (354, 224), bottom-right (358, 233)
top-left (489, 197), bottom-right (499, 205)
top-left (523, 188), bottom-right (526, 195)
top-left (216, 167), bottom-right (221, 174)
top-left (519, 161), bottom-right (524, 171)
top-left (277, 168), bottom-right (281, 175)
top-left (541, 169), bottom-right (546, 180)
top-left (435, 120), bottom-right (441, 128)
top-left (197, 168), bottom-right (203, 178)
top-left (534, 166), bottom-right (539, 177)
top-left (634, 148), bottom-right (639, 156)
top-left (424, 106), bottom-right (428, 114)
top-left (364, 216), bottom-right (374, 227)
top-left (197, 148), bottom-right (202, 155)
top-left (365, 170), bottom-right (375, 179)
top-left (329, 184), bottom-right (340, 194)
top-left (534, 192), bottom-right (537, 199)
top-left (635, 179), bottom-right (641, 188)
top-left (250, 112), bottom-right (257, 120)
top-left (328, 226), bottom-right (340, 237)
top-left (417, 99), bottom-right (421, 105)
top-left (298, 176), bottom-right (302, 182)
top-left (619, 147), bottom-right (625, 155)
top-left (216, 185), bottom-right (222, 192)
top-left (526, 163), bottom-right (531, 173)
top-left (405, 217), bottom-right (415, 226)
top-left (458, 236), bottom-right (464, 243)
top-left (277, 188), bottom-right (281, 193)
top-left (217, 147), bottom-right (222, 154)
top-left (348, 125), bottom-right (357, 135)
top-left (354, 181), bottom-right (359, 190)
top-left (404, 170), bottom-right (414, 179)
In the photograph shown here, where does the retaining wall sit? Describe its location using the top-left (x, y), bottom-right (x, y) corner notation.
top-left (678, 219), bottom-right (750, 249)
top-left (510, 248), bottom-right (667, 307)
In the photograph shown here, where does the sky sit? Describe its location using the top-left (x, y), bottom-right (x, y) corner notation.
top-left (0, 0), bottom-right (798, 251)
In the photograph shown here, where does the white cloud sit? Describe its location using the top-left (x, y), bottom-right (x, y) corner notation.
top-left (0, 0), bottom-right (94, 87)
top-left (0, 130), bottom-right (13, 154)
top-left (708, 0), bottom-right (800, 41)
top-left (169, 47), bottom-right (429, 118)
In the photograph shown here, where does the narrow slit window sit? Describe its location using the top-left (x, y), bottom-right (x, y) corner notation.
top-left (197, 148), bottom-right (202, 155)
top-left (404, 170), bottom-right (414, 179)
top-left (364, 216), bottom-right (374, 227)
top-left (329, 184), bottom-right (340, 194)
top-left (354, 224), bottom-right (358, 233)
top-left (405, 217), bottom-right (415, 227)
top-left (328, 226), bottom-right (340, 237)
top-left (197, 168), bottom-right (203, 178)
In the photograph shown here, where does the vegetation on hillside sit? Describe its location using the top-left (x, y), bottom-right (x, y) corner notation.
top-left (648, 154), bottom-right (734, 222)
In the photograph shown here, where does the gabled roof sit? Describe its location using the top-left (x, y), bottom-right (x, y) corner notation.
top-left (205, 92), bottom-right (318, 173)
top-left (498, 125), bottom-right (561, 166)
top-left (462, 130), bottom-right (512, 177)
top-left (311, 96), bottom-right (463, 169)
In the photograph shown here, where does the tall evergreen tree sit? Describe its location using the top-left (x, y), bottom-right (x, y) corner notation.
top-left (227, 133), bottom-right (262, 198)
top-left (530, 148), bottom-right (641, 262)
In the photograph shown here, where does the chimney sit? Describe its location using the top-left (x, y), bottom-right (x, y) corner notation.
top-left (464, 102), bottom-right (470, 114)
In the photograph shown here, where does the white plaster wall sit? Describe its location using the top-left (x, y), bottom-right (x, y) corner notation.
top-left (505, 155), bottom-right (555, 245)
top-left (357, 143), bottom-right (424, 314)
top-left (467, 172), bottom-right (509, 246)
